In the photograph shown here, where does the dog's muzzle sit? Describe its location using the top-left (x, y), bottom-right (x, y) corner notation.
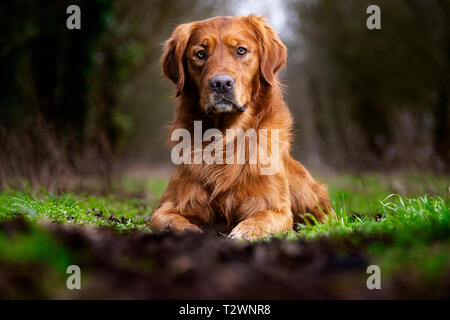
top-left (207, 100), bottom-right (246, 114)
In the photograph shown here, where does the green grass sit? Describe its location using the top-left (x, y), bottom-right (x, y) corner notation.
top-left (0, 188), bottom-right (153, 231)
top-left (0, 173), bottom-right (448, 236)
top-left (324, 172), bottom-right (450, 215)
top-left (287, 194), bottom-right (450, 241)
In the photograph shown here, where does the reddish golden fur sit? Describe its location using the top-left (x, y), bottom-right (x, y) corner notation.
top-left (150, 16), bottom-right (332, 239)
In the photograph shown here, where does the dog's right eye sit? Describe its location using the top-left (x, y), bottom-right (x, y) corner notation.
top-left (195, 50), bottom-right (207, 60)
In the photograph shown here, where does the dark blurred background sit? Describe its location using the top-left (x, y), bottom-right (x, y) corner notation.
top-left (1, 0), bottom-right (449, 188)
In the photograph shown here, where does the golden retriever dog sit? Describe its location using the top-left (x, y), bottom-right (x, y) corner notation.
top-left (149, 15), bottom-right (332, 239)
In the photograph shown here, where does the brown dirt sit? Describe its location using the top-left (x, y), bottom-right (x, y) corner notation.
top-left (0, 217), bottom-right (448, 299)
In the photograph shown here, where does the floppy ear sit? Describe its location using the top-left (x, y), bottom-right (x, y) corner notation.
top-left (161, 23), bottom-right (193, 96)
top-left (247, 15), bottom-right (287, 86)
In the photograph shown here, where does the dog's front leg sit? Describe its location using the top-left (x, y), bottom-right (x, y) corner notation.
top-left (229, 209), bottom-right (293, 240)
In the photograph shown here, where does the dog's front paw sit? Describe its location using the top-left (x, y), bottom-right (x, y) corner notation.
top-left (163, 222), bottom-right (203, 234)
top-left (229, 221), bottom-right (269, 240)
top-left (183, 224), bottom-right (203, 233)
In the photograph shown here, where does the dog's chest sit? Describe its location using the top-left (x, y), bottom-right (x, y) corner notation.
top-left (210, 190), bottom-right (240, 225)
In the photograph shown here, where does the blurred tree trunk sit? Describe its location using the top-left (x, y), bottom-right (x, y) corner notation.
top-left (433, 0), bottom-right (450, 169)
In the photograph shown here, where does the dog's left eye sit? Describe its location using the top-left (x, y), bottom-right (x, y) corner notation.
top-left (195, 50), bottom-right (207, 60)
top-left (236, 47), bottom-right (247, 57)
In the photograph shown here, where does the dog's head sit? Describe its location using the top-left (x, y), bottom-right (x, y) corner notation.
top-left (161, 15), bottom-right (287, 115)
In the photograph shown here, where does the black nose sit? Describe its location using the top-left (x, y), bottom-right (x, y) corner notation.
top-left (209, 74), bottom-right (235, 94)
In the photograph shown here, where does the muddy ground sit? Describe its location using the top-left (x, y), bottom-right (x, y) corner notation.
top-left (0, 217), bottom-right (448, 299)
